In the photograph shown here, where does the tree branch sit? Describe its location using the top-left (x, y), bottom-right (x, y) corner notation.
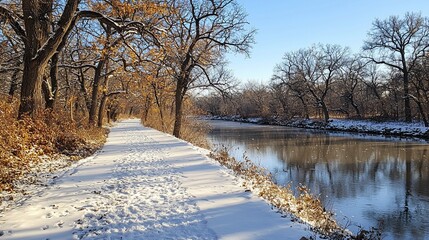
top-left (0, 5), bottom-right (26, 43)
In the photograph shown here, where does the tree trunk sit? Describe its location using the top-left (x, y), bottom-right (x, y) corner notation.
top-left (18, 58), bottom-right (45, 118)
top-left (95, 27), bottom-right (112, 127)
top-left (88, 59), bottom-right (105, 125)
top-left (8, 68), bottom-right (20, 102)
top-left (78, 68), bottom-right (91, 112)
top-left (19, 0), bottom-right (51, 117)
top-left (44, 53), bottom-right (59, 109)
top-left (403, 71), bottom-right (412, 122)
top-left (173, 81), bottom-right (185, 138)
top-left (417, 101), bottom-right (428, 127)
top-left (297, 95), bottom-right (309, 119)
top-left (17, 0), bottom-right (79, 117)
top-left (349, 96), bottom-right (361, 118)
top-left (320, 101), bottom-right (330, 123)
top-left (143, 95), bottom-right (151, 122)
top-left (411, 95), bottom-right (429, 127)
top-left (97, 94), bottom-right (108, 127)
top-left (152, 83), bottom-right (166, 131)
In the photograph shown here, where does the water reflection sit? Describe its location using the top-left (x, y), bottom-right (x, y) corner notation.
top-left (207, 120), bottom-right (429, 240)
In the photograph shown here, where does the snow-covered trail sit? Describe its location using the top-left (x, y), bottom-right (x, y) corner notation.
top-left (0, 119), bottom-right (314, 239)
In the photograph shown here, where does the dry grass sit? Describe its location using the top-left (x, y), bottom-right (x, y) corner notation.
top-left (209, 148), bottom-right (351, 239)
top-left (0, 99), bottom-right (107, 192)
top-left (142, 110), bottom-right (210, 149)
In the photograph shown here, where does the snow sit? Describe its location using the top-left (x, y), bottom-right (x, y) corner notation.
top-left (205, 115), bottom-right (429, 139)
top-left (328, 119), bottom-right (428, 136)
top-left (0, 119), bottom-right (317, 239)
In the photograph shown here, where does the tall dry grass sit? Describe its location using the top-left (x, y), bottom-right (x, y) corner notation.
top-left (142, 108), bottom-right (210, 148)
top-left (0, 98), bottom-right (107, 192)
top-left (209, 148), bottom-right (350, 239)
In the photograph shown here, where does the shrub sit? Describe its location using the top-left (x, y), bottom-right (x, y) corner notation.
top-left (0, 98), bottom-right (107, 192)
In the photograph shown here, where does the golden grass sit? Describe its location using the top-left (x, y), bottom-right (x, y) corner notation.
top-left (209, 148), bottom-right (351, 239)
top-left (0, 99), bottom-right (107, 192)
top-left (142, 109), bottom-right (210, 149)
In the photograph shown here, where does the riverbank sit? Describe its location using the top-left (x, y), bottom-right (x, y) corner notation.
top-left (205, 116), bottom-right (429, 140)
top-left (0, 119), bottom-right (321, 239)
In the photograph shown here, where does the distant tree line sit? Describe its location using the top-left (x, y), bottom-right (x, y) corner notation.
top-left (196, 13), bottom-right (429, 126)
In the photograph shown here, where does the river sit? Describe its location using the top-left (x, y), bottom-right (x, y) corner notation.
top-left (206, 120), bottom-right (429, 240)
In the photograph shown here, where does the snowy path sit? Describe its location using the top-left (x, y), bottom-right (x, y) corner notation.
top-left (0, 119), bottom-right (315, 239)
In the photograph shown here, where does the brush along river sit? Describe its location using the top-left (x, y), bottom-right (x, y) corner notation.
top-left (206, 120), bottom-right (429, 240)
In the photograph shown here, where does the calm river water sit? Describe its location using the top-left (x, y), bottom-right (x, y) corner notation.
top-left (206, 120), bottom-right (429, 240)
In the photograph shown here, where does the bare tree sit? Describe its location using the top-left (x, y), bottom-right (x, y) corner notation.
top-left (410, 54), bottom-right (429, 126)
top-left (273, 44), bottom-right (348, 123)
top-left (273, 57), bottom-right (311, 119)
top-left (363, 12), bottom-right (429, 122)
top-left (337, 55), bottom-right (367, 118)
top-left (163, 0), bottom-right (255, 138)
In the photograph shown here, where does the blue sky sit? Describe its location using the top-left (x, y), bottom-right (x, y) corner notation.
top-left (227, 0), bottom-right (429, 83)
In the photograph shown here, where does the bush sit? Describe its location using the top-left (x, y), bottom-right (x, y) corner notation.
top-left (0, 98), bottom-right (107, 192)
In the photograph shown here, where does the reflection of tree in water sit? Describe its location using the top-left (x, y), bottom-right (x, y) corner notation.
top-left (209, 124), bottom-right (429, 238)
top-left (363, 147), bottom-right (429, 239)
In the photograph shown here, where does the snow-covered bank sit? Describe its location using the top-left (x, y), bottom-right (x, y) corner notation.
top-left (206, 116), bottom-right (429, 140)
top-left (0, 119), bottom-right (318, 239)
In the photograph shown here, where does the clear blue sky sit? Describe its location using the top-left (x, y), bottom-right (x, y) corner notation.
top-left (227, 0), bottom-right (429, 83)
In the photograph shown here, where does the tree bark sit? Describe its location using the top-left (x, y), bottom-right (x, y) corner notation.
top-left (19, 57), bottom-right (46, 118)
top-left (78, 68), bottom-right (91, 112)
top-left (152, 83), bottom-right (166, 131)
top-left (320, 101), bottom-right (330, 123)
top-left (97, 93), bottom-right (108, 127)
top-left (17, 0), bottom-right (79, 117)
top-left (44, 51), bottom-right (60, 109)
top-left (348, 95), bottom-right (361, 118)
top-left (403, 71), bottom-right (412, 122)
top-left (410, 94), bottom-right (429, 127)
top-left (173, 80), bottom-right (185, 138)
top-left (88, 59), bottom-right (105, 125)
top-left (297, 95), bottom-right (309, 119)
top-left (8, 68), bottom-right (20, 101)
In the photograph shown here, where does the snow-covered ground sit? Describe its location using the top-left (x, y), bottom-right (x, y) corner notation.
top-left (206, 115), bottom-right (429, 139)
top-left (0, 119), bottom-right (318, 239)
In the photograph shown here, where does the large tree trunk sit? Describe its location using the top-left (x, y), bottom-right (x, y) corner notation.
top-left (173, 80), bottom-right (185, 138)
top-left (95, 28), bottom-right (112, 127)
top-left (19, 0), bottom-right (51, 117)
top-left (18, 0), bottom-right (79, 117)
top-left (19, 58), bottom-right (46, 118)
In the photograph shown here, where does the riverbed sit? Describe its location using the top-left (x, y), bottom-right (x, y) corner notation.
top-left (206, 120), bottom-right (429, 240)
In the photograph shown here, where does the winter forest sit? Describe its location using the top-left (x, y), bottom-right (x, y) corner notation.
top-left (1, 0), bottom-right (429, 239)
top-left (0, 0), bottom-right (255, 188)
